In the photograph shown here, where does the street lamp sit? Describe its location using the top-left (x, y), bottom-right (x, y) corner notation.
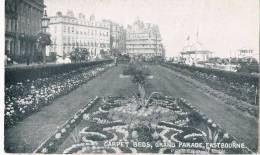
top-left (38, 9), bottom-right (50, 64)
top-left (41, 10), bottom-right (50, 32)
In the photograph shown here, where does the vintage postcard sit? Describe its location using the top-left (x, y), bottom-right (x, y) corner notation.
top-left (3, 0), bottom-right (259, 154)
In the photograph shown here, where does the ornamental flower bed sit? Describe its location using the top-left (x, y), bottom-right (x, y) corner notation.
top-left (34, 96), bottom-right (253, 154)
top-left (33, 97), bottom-right (100, 154)
top-left (5, 63), bottom-right (114, 128)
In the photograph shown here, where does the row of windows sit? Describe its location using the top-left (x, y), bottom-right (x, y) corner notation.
top-left (127, 32), bottom-right (160, 39)
top-left (5, 3), bottom-right (42, 35)
top-left (5, 18), bottom-right (16, 33)
top-left (60, 35), bottom-right (108, 42)
top-left (126, 40), bottom-right (160, 44)
top-left (62, 42), bottom-right (109, 48)
top-left (19, 2), bottom-right (42, 35)
top-left (126, 51), bottom-right (162, 55)
top-left (51, 45), bottom-right (109, 53)
top-left (63, 25), bottom-right (109, 36)
top-left (19, 14), bottom-right (41, 35)
top-left (20, 2), bottom-right (42, 17)
top-left (126, 44), bottom-right (162, 48)
top-left (51, 17), bottom-right (109, 28)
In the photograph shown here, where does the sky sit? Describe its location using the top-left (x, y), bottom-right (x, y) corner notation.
top-left (45, 0), bottom-right (259, 58)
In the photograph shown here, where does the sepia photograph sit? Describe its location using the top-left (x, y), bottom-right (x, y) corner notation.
top-left (3, 0), bottom-right (259, 154)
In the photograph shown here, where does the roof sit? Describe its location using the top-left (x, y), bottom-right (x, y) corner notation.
top-left (181, 41), bottom-right (211, 54)
top-left (181, 50), bottom-right (212, 55)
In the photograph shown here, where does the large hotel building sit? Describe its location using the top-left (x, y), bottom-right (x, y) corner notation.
top-left (47, 11), bottom-right (110, 58)
top-left (126, 19), bottom-right (164, 58)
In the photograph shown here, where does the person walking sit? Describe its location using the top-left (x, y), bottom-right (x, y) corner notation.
top-left (114, 56), bottom-right (118, 66)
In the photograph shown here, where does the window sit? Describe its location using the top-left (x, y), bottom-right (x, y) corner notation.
top-left (8, 19), bottom-right (12, 32)
top-left (5, 17), bottom-right (7, 32)
top-left (11, 19), bottom-right (16, 32)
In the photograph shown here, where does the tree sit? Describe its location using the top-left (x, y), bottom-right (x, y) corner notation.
top-left (69, 48), bottom-right (89, 63)
top-left (80, 48), bottom-right (89, 61)
top-left (36, 31), bottom-right (51, 64)
top-left (236, 57), bottom-right (259, 73)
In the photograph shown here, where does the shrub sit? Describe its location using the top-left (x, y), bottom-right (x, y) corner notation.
top-left (163, 63), bottom-right (258, 86)
top-left (5, 60), bottom-right (113, 85)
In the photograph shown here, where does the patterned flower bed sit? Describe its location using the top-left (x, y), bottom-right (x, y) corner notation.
top-left (5, 63), bottom-right (114, 128)
top-left (35, 96), bottom-right (253, 154)
top-left (33, 97), bottom-right (100, 153)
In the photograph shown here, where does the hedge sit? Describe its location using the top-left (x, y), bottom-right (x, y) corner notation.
top-left (163, 63), bottom-right (259, 86)
top-left (5, 60), bottom-right (113, 85)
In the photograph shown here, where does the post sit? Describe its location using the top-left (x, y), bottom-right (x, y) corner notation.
top-left (41, 9), bottom-right (50, 64)
top-left (42, 45), bottom-right (46, 64)
top-left (255, 86), bottom-right (258, 105)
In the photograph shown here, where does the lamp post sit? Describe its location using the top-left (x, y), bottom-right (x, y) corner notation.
top-left (40, 9), bottom-right (50, 64)
top-left (41, 10), bottom-right (50, 33)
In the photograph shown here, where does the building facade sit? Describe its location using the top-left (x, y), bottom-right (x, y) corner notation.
top-left (180, 42), bottom-right (212, 65)
top-left (126, 19), bottom-right (163, 58)
top-left (5, 0), bottom-right (44, 63)
top-left (238, 49), bottom-right (254, 58)
top-left (47, 11), bottom-right (110, 59)
top-left (181, 50), bottom-right (212, 65)
top-left (101, 20), bottom-right (126, 55)
top-left (110, 22), bottom-right (126, 54)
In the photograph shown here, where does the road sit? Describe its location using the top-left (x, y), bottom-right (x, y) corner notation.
top-left (5, 64), bottom-right (258, 153)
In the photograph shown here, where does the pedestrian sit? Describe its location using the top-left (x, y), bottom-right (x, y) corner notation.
top-left (115, 57), bottom-right (118, 66)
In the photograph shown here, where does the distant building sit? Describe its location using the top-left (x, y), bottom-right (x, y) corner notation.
top-left (5, 0), bottom-right (44, 63)
top-left (180, 42), bottom-right (212, 65)
top-left (103, 20), bottom-right (126, 54)
top-left (47, 11), bottom-right (110, 59)
top-left (118, 29), bottom-right (127, 54)
top-left (238, 49), bottom-right (254, 58)
top-left (126, 19), bottom-right (163, 58)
